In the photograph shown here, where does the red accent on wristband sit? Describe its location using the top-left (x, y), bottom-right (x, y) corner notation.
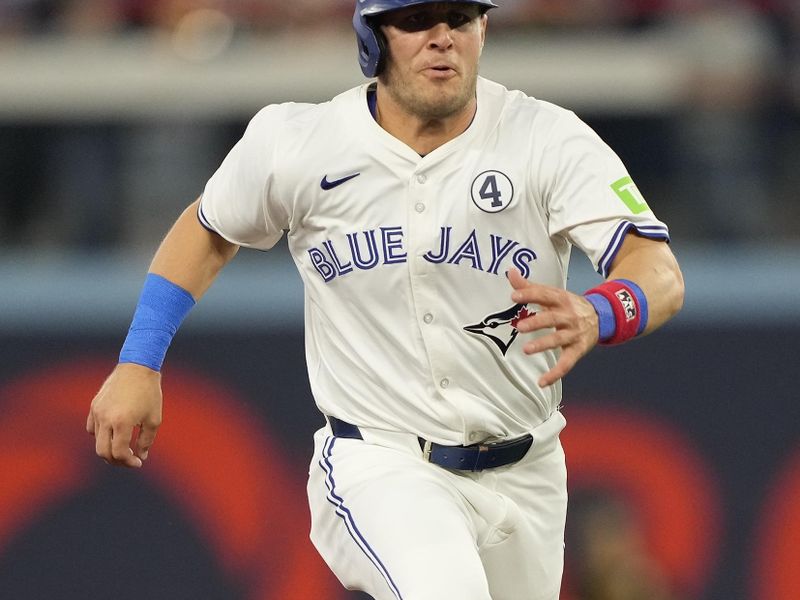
top-left (584, 280), bottom-right (641, 345)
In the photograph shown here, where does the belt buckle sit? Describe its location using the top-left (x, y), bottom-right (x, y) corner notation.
top-left (472, 443), bottom-right (490, 471)
top-left (422, 439), bottom-right (433, 462)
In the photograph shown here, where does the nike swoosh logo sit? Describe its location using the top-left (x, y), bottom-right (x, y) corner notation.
top-left (321, 173), bottom-right (361, 190)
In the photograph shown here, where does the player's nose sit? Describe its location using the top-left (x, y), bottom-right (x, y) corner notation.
top-left (426, 22), bottom-right (455, 49)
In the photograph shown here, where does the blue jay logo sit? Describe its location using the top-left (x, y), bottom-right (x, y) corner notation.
top-left (463, 303), bottom-right (534, 356)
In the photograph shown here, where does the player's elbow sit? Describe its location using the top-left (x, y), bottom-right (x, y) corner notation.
top-left (671, 266), bottom-right (685, 317)
top-left (662, 255), bottom-right (685, 320)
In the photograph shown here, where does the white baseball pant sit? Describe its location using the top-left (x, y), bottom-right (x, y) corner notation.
top-left (307, 411), bottom-right (568, 600)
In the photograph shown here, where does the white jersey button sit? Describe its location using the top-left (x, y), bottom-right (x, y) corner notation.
top-left (423, 313), bottom-right (433, 324)
top-left (439, 378), bottom-right (450, 389)
top-left (415, 203), bottom-right (426, 213)
top-left (416, 174), bottom-right (427, 184)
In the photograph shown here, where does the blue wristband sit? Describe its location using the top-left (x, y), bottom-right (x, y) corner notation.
top-left (119, 273), bottom-right (196, 371)
top-left (615, 278), bottom-right (649, 335)
top-left (584, 293), bottom-right (616, 342)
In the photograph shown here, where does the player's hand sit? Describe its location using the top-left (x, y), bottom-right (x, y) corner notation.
top-left (86, 363), bottom-right (163, 468)
top-left (507, 268), bottom-right (599, 387)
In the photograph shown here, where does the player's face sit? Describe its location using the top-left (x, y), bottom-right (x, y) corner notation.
top-left (378, 3), bottom-right (487, 121)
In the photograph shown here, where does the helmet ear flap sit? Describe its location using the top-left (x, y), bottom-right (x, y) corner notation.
top-left (353, 10), bottom-right (387, 78)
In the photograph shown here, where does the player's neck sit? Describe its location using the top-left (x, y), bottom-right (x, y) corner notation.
top-left (374, 86), bottom-right (477, 156)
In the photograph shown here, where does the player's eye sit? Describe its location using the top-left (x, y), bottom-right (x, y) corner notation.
top-left (446, 11), bottom-right (475, 29)
top-left (395, 11), bottom-right (437, 32)
top-left (391, 9), bottom-right (478, 32)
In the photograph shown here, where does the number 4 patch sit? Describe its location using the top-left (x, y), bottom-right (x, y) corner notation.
top-left (611, 176), bottom-right (649, 214)
top-left (471, 170), bottom-right (514, 213)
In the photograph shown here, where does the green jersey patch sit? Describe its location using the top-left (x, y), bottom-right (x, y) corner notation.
top-left (611, 176), bottom-right (649, 215)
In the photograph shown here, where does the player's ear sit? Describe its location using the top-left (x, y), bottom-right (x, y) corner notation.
top-left (479, 14), bottom-right (488, 52)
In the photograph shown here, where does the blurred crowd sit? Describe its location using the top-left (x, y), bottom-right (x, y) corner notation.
top-left (566, 494), bottom-right (681, 600)
top-left (0, 0), bottom-right (799, 250)
top-left (0, 0), bottom-right (797, 34)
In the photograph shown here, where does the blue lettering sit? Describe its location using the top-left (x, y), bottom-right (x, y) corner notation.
top-left (447, 229), bottom-right (484, 271)
top-left (308, 226), bottom-right (537, 282)
top-left (308, 247), bottom-right (336, 282)
top-left (424, 227), bottom-right (452, 264)
top-left (512, 248), bottom-right (537, 279)
top-left (381, 226), bottom-right (407, 264)
top-left (347, 230), bottom-right (380, 270)
top-left (323, 240), bottom-right (353, 276)
top-left (488, 235), bottom-right (519, 275)
top-left (480, 175), bottom-right (503, 208)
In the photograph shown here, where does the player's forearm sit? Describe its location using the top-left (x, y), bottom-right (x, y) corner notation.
top-left (605, 239), bottom-right (684, 335)
top-left (116, 199), bottom-right (239, 374)
top-left (148, 198), bottom-right (239, 300)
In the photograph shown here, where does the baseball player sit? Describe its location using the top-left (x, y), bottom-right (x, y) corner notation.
top-left (87, 1), bottom-right (685, 598)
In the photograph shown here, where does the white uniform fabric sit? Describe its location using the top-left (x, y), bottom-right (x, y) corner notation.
top-left (199, 77), bottom-right (668, 447)
top-left (307, 411), bottom-right (567, 600)
top-left (199, 77), bottom-right (669, 598)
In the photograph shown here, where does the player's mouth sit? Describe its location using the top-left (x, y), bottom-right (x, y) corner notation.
top-left (422, 63), bottom-right (458, 80)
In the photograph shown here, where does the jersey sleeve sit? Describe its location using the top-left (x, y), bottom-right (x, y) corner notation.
top-left (540, 110), bottom-right (670, 277)
top-left (198, 105), bottom-right (290, 251)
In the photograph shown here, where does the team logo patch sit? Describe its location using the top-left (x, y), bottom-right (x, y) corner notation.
top-left (471, 170), bottom-right (514, 213)
top-left (611, 176), bottom-right (649, 215)
top-left (463, 303), bottom-right (534, 356)
top-left (615, 289), bottom-right (637, 321)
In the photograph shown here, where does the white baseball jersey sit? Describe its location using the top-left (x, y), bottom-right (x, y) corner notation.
top-left (199, 77), bottom-right (669, 446)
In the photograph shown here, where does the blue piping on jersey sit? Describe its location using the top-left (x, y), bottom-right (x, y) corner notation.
top-left (597, 221), bottom-right (670, 278)
top-left (319, 436), bottom-right (404, 600)
top-left (196, 200), bottom-right (217, 234)
top-left (196, 197), bottom-right (271, 253)
top-left (367, 90), bottom-right (378, 120)
top-left (367, 88), bottom-right (430, 157)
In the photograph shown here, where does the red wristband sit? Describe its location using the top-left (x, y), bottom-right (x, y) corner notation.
top-left (584, 280), bottom-right (642, 345)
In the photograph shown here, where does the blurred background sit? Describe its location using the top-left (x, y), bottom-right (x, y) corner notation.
top-left (1, 1), bottom-right (799, 599)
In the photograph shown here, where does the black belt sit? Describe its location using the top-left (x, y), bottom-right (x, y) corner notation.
top-left (327, 416), bottom-right (533, 472)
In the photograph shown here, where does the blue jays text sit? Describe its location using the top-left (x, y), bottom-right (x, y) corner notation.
top-left (308, 226), bottom-right (538, 282)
